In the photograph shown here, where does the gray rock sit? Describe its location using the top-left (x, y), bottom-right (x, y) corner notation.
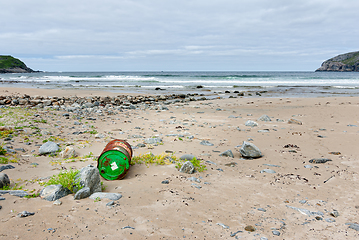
top-left (179, 161), bottom-right (195, 174)
top-left (60, 146), bottom-right (76, 158)
top-left (89, 192), bottom-right (122, 201)
top-left (74, 165), bottom-right (101, 198)
top-left (0, 165), bottom-right (15, 172)
top-left (260, 169), bottom-right (276, 174)
top-left (272, 230), bottom-right (280, 236)
top-left (0, 173), bottom-right (10, 188)
top-left (258, 115), bottom-right (271, 122)
top-left (40, 184), bottom-right (71, 201)
top-left (188, 177), bottom-right (201, 183)
top-left (17, 211), bottom-right (35, 218)
top-left (304, 165), bottom-right (313, 168)
top-left (219, 150), bottom-right (234, 158)
top-left (200, 140), bottom-right (214, 146)
top-left (245, 120), bottom-right (258, 127)
top-left (240, 141), bottom-right (262, 158)
top-left (144, 137), bottom-right (162, 144)
top-left (39, 141), bottom-right (59, 155)
top-left (95, 133), bottom-right (105, 139)
top-left (325, 218), bottom-right (336, 223)
top-left (330, 210), bottom-right (339, 218)
top-left (288, 118), bottom-right (302, 125)
top-left (9, 190), bottom-right (28, 197)
top-left (180, 154), bottom-right (196, 161)
top-left (106, 201), bottom-right (115, 207)
top-left (286, 205), bottom-right (324, 217)
top-left (53, 200), bottom-right (62, 205)
top-left (347, 223), bottom-right (359, 231)
top-left (74, 187), bottom-right (91, 200)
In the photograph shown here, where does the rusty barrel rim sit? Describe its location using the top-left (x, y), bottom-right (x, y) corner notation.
top-left (97, 139), bottom-right (133, 180)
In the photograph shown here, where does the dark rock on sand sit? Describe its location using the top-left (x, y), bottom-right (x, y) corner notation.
top-left (0, 165), bottom-right (15, 172)
top-left (40, 184), bottom-right (71, 201)
top-left (39, 141), bottom-right (59, 155)
top-left (179, 161), bottom-right (195, 174)
top-left (240, 141), bottom-right (262, 158)
top-left (0, 173), bottom-right (10, 188)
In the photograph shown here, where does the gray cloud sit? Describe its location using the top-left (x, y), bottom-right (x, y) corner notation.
top-left (1, 0), bottom-right (358, 71)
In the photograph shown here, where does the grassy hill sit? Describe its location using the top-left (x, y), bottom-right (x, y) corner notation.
top-left (0, 55), bottom-right (35, 73)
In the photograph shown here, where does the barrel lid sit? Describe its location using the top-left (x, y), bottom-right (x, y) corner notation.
top-left (97, 150), bottom-right (130, 180)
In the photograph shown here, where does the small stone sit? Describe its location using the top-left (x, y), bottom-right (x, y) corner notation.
top-left (74, 187), bottom-right (91, 200)
top-left (244, 225), bottom-right (256, 232)
top-left (325, 218), bottom-right (336, 223)
top-left (304, 165), bottom-right (313, 168)
top-left (309, 158), bottom-right (332, 164)
top-left (60, 146), bottom-right (76, 159)
top-left (39, 141), bottom-right (59, 155)
top-left (89, 192), bottom-right (122, 201)
top-left (188, 177), bottom-right (200, 183)
top-left (258, 115), bottom-right (271, 122)
top-left (95, 133), bottom-right (105, 139)
top-left (17, 211), bottom-right (35, 218)
top-left (40, 184), bottom-right (71, 201)
top-left (260, 169), bottom-right (276, 174)
top-left (53, 200), bottom-right (62, 206)
top-left (106, 201), bottom-right (115, 207)
top-left (179, 161), bottom-right (195, 174)
top-left (272, 230), bottom-right (280, 236)
top-left (288, 118), bottom-right (302, 125)
top-left (240, 141), bottom-right (262, 158)
top-left (200, 140), bottom-right (214, 146)
top-left (245, 120), bottom-right (258, 127)
top-left (144, 137), bottom-right (162, 144)
top-left (180, 154), bottom-right (196, 161)
top-left (0, 165), bottom-right (15, 172)
top-left (0, 173), bottom-right (10, 189)
top-left (216, 223), bottom-right (229, 229)
top-left (161, 180), bottom-right (169, 184)
top-left (330, 210), bottom-right (339, 218)
top-left (219, 150), bottom-right (234, 158)
top-left (257, 208), bottom-right (267, 212)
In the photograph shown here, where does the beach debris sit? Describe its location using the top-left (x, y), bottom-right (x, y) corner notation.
top-left (219, 149), bottom-right (234, 158)
top-left (0, 173), bottom-right (10, 188)
top-left (286, 205), bottom-right (324, 217)
top-left (89, 192), bottom-right (122, 201)
top-left (244, 225), bottom-right (256, 232)
top-left (239, 141), bottom-right (262, 158)
top-left (179, 161), bottom-right (195, 174)
top-left (309, 158), bottom-right (332, 164)
top-left (59, 146), bottom-right (76, 159)
top-left (17, 211), bottom-right (35, 218)
top-left (40, 184), bottom-right (71, 201)
top-left (260, 169), bottom-right (276, 174)
top-left (323, 175), bottom-right (335, 183)
top-left (258, 114), bottom-right (271, 122)
top-left (245, 120), bottom-right (258, 127)
top-left (200, 140), bottom-right (214, 146)
top-left (288, 118), bottom-right (302, 125)
top-left (39, 141), bottom-right (59, 155)
top-left (74, 165), bottom-right (101, 196)
top-left (216, 223), bottom-right (229, 229)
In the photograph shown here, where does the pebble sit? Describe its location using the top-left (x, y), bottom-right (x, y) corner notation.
top-left (17, 211), bottom-right (35, 218)
top-left (0, 165), bottom-right (15, 172)
top-left (304, 165), bottom-right (313, 168)
top-left (263, 164), bottom-right (280, 167)
top-left (216, 223), bottom-right (229, 229)
top-left (260, 169), bottom-right (276, 174)
top-left (346, 223), bottom-right (359, 231)
top-left (244, 225), bottom-right (256, 232)
top-left (180, 154), bottom-right (196, 161)
top-left (53, 200), bottom-right (62, 206)
top-left (272, 230), bottom-right (280, 236)
top-left (245, 120), bottom-right (258, 127)
top-left (309, 158), bottom-right (332, 164)
top-left (200, 140), bottom-right (214, 146)
top-left (188, 177), bottom-right (201, 183)
top-left (191, 183), bottom-right (202, 189)
top-left (89, 192), bottom-right (122, 201)
top-left (161, 180), bottom-right (169, 184)
top-left (219, 149), bottom-right (234, 158)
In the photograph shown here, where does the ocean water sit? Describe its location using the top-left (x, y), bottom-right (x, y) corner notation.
top-left (1, 71), bottom-right (359, 97)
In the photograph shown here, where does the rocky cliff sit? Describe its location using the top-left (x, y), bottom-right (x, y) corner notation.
top-left (316, 51), bottom-right (359, 72)
top-left (0, 55), bottom-right (36, 73)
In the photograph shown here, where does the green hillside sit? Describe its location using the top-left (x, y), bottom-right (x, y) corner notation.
top-left (0, 55), bottom-right (35, 73)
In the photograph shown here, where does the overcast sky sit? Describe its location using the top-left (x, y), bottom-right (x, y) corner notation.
top-left (1, 0), bottom-right (358, 71)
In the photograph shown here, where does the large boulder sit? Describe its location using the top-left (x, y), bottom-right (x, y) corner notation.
top-left (73, 165), bottom-right (101, 198)
top-left (0, 173), bottom-right (10, 188)
top-left (40, 184), bottom-right (71, 201)
top-left (39, 141), bottom-right (59, 155)
top-left (240, 141), bottom-right (262, 158)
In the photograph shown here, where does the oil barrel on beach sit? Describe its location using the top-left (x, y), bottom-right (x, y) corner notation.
top-left (97, 139), bottom-right (133, 180)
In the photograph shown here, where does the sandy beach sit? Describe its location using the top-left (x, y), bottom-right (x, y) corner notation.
top-left (0, 87), bottom-right (358, 239)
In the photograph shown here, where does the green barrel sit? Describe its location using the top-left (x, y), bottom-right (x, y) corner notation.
top-left (97, 139), bottom-right (133, 180)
